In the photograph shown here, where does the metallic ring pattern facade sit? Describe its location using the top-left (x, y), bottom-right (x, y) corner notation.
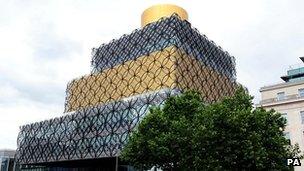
top-left (16, 14), bottom-right (238, 165)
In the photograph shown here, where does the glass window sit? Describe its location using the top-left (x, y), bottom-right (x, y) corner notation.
top-left (284, 132), bottom-right (291, 145)
top-left (301, 111), bottom-right (304, 124)
top-left (299, 88), bottom-right (304, 97)
top-left (281, 113), bottom-right (288, 125)
top-left (1, 158), bottom-right (9, 171)
top-left (277, 92), bottom-right (285, 101)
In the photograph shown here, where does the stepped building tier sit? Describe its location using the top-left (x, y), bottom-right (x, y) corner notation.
top-left (65, 15), bottom-right (236, 112)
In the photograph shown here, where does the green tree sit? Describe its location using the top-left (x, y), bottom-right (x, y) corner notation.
top-left (121, 88), bottom-right (302, 170)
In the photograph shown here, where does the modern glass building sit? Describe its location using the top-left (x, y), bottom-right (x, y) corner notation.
top-left (16, 4), bottom-right (238, 171)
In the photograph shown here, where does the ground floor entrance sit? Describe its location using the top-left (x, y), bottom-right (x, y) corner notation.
top-left (16, 157), bottom-right (137, 171)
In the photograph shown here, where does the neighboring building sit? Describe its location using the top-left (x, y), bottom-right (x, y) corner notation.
top-left (0, 149), bottom-right (15, 171)
top-left (16, 4), bottom-right (238, 171)
top-left (258, 57), bottom-right (304, 171)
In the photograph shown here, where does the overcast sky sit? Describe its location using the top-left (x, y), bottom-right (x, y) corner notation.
top-left (1, 0), bottom-right (304, 149)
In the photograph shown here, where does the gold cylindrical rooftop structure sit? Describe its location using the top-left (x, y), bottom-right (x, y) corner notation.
top-left (141, 4), bottom-right (188, 27)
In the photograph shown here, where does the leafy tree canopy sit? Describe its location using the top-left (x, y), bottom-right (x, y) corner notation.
top-left (121, 87), bottom-right (302, 170)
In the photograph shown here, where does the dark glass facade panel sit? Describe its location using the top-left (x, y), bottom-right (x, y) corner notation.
top-left (91, 15), bottom-right (236, 80)
top-left (16, 89), bottom-right (181, 164)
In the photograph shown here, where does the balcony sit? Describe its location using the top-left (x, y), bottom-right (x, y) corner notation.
top-left (259, 94), bottom-right (304, 106)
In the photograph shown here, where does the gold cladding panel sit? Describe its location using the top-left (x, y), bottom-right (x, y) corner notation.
top-left (65, 46), bottom-right (236, 112)
top-left (65, 46), bottom-right (178, 112)
top-left (174, 49), bottom-right (236, 102)
top-left (141, 4), bottom-right (188, 27)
